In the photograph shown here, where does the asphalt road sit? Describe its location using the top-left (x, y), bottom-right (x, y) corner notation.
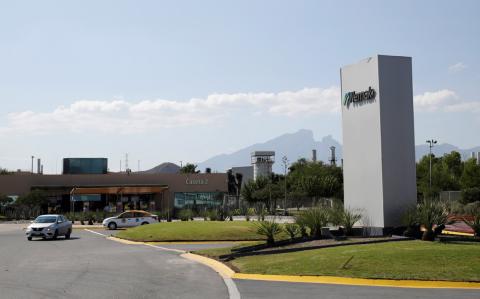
top-left (0, 224), bottom-right (478, 299)
top-left (0, 225), bottom-right (227, 299)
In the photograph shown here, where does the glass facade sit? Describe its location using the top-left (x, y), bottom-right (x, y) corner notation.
top-left (72, 194), bottom-right (102, 202)
top-left (174, 192), bottom-right (223, 209)
top-left (63, 158), bottom-right (108, 174)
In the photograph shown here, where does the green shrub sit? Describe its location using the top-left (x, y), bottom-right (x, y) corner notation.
top-left (295, 207), bottom-right (329, 239)
top-left (284, 223), bottom-right (300, 240)
top-left (178, 209), bottom-right (193, 221)
top-left (402, 205), bottom-right (420, 237)
top-left (461, 187), bottom-right (480, 204)
top-left (256, 207), bottom-right (267, 221)
top-left (246, 208), bottom-right (255, 221)
top-left (328, 200), bottom-right (344, 226)
top-left (207, 209), bottom-right (220, 221)
top-left (463, 201), bottom-right (480, 238)
top-left (340, 207), bottom-right (362, 236)
top-left (254, 220), bottom-right (283, 245)
top-left (417, 199), bottom-right (448, 241)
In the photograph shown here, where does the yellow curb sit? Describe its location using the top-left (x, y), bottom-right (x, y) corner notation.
top-left (105, 235), bottom-right (480, 289)
top-left (182, 253), bottom-right (235, 278)
top-left (108, 236), bottom-right (144, 245)
top-left (442, 230), bottom-right (475, 237)
top-left (232, 273), bottom-right (480, 289)
top-left (148, 241), bottom-right (247, 245)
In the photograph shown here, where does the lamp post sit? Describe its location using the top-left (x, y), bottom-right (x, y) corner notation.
top-left (282, 156), bottom-right (288, 216)
top-left (426, 139), bottom-right (437, 195)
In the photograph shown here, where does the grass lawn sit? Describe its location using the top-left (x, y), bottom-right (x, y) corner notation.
top-left (116, 221), bottom-right (287, 242)
top-left (196, 240), bottom-right (480, 281)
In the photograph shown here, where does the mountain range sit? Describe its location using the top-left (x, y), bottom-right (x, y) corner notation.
top-left (145, 129), bottom-right (480, 174)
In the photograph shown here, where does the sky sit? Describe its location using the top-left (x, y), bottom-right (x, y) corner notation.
top-left (0, 0), bottom-right (479, 173)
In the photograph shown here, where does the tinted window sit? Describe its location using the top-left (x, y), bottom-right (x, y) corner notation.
top-left (134, 212), bottom-right (147, 217)
top-left (35, 216), bottom-right (57, 223)
top-left (119, 212), bottom-right (133, 218)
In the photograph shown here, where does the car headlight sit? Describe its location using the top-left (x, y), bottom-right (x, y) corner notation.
top-left (26, 227), bottom-right (32, 232)
top-left (46, 225), bottom-right (54, 231)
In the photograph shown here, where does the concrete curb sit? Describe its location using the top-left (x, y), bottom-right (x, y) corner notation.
top-left (103, 233), bottom-right (480, 290)
top-left (232, 273), bottom-right (480, 289)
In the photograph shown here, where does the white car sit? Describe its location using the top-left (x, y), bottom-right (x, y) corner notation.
top-left (102, 210), bottom-right (159, 230)
top-left (26, 214), bottom-right (72, 241)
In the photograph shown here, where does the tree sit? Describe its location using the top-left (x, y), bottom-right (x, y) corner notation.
top-left (15, 190), bottom-right (49, 209)
top-left (287, 159), bottom-right (343, 206)
top-left (461, 187), bottom-right (480, 204)
top-left (460, 158), bottom-right (480, 189)
top-left (180, 163), bottom-right (200, 174)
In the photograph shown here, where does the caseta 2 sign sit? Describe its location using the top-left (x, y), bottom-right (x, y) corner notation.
top-left (343, 86), bottom-right (376, 108)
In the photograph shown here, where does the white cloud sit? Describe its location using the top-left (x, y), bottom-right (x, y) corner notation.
top-left (0, 87), bottom-right (340, 135)
top-left (448, 62), bottom-right (467, 73)
top-left (414, 89), bottom-right (479, 113)
top-left (414, 89), bottom-right (458, 112)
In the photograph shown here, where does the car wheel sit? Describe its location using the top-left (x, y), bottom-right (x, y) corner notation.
top-left (141, 222), bottom-right (149, 225)
top-left (65, 229), bottom-right (71, 239)
top-left (108, 222), bottom-right (117, 230)
top-left (53, 229), bottom-right (58, 240)
top-left (27, 236), bottom-right (32, 241)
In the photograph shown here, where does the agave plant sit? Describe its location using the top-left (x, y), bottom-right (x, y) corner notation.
top-left (254, 220), bottom-right (283, 245)
top-left (417, 199), bottom-right (448, 241)
top-left (284, 223), bottom-right (300, 240)
top-left (295, 207), bottom-right (329, 239)
top-left (341, 208), bottom-right (362, 236)
top-left (463, 202), bottom-right (480, 238)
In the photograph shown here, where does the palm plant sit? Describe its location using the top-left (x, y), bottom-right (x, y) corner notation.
top-left (254, 220), bottom-right (283, 245)
top-left (417, 199), bottom-right (448, 241)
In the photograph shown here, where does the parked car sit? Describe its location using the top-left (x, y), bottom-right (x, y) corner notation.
top-left (26, 214), bottom-right (72, 241)
top-left (102, 210), bottom-right (159, 230)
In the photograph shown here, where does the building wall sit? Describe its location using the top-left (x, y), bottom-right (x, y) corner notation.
top-left (0, 173), bottom-right (228, 212)
top-left (341, 55), bottom-right (416, 228)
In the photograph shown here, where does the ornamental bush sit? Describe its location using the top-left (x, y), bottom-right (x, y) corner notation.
top-left (254, 220), bottom-right (283, 245)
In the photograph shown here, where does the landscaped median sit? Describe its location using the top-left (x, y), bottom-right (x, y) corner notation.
top-left (110, 221), bottom-right (480, 288)
top-left (115, 221), bottom-right (287, 242)
top-left (195, 240), bottom-right (480, 284)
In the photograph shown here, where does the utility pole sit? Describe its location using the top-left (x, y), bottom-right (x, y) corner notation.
top-left (282, 156), bottom-right (288, 216)
top-left (426, 139), bottom-right (437, 196)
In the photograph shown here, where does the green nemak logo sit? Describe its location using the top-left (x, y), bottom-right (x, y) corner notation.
top-left (343, 87), bottom-right (376, 108)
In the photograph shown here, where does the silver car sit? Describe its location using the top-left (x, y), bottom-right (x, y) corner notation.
top-left (26, 214), bottom-right (72, 241)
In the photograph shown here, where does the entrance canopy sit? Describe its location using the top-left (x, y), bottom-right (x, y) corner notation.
top-left (70, 184), bottom-right (168, 195)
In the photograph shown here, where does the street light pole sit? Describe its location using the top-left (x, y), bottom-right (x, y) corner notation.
top-left (282, 156), bottom-right (288, 216)
top-left (426, 139), bottom-right (437, 196)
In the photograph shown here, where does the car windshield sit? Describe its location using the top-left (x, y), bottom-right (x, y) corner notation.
top-left (35, 216), bottom-right (57, 223)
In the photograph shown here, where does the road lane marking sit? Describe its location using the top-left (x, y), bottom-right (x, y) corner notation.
top-left (83, 229), bottom-right (108, 237)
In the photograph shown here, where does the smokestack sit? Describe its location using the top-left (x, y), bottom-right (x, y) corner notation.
top-left (41, 165), bottom-right (43, 175)
top-left (37, 158), bottom-right (41, 174)
top-left (312, 150), bottom-right (317, 162)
